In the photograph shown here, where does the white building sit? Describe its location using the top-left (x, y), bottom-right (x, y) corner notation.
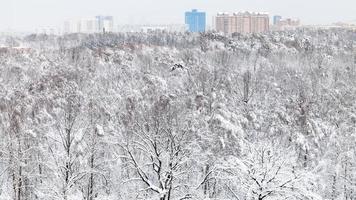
top-left (80, 18), bottom-right (97, 33)
top-left (96, 16), bottom-right (114, 33)
top-left (63, 16), bottom-right (114, 34)
top-left (117, 24), bottom-right (188, 33)
top-left (64, 19), bottom-right (77, 33)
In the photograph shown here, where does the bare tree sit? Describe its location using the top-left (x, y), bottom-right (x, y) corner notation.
top-left (218, 142), bottom-right (317, 200)
top-left (119, 98), bottom-right (194, 200)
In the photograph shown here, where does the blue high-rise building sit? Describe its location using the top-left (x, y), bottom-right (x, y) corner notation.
top-left (185, 9), bottom-right (206, 32)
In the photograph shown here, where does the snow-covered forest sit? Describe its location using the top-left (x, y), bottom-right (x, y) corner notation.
top-left (0, 29), bottom-right (356, 200)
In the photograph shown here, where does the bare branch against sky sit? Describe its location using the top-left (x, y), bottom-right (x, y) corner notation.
top-left (0, 0), bottom-right (355, 31)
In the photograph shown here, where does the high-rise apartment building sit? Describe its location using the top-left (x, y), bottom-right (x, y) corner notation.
top-left (215, 13), bottom-right (230, 34)
top-left (81, 18), bottom-right (97, 33)
top-left (185, 9), bottom-right (206, 32)
top-left (95, 16), bottom-right (114, 33)
top-left (64, 18), bottom-right (97, 33)
top-left (64, 19), bottom-right (81, 33)
top-left (215, 12), bottom-right (269, 34)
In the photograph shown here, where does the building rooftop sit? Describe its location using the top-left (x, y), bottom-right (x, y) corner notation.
top-left (217, 11), bottom-right (269, 16)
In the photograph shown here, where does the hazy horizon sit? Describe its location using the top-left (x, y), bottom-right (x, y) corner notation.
top-left (1, 0), bottom-right (356, 32)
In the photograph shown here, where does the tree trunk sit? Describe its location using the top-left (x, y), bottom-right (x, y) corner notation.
top-left (243, 71), bottom-right (251, 103)
top-left (88, 154), bottom-right (95, 200)
top-left (203, 164), bottom-right (210, 196)
top-left (17, 166), bottom-right (22, 200)
top-left (331, 174), bottom-right (337, 200)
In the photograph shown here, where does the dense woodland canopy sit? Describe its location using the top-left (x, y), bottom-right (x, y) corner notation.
top-left (0, 29), bottom-right (356, 200)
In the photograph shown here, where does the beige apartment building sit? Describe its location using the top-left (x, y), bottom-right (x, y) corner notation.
top-left (215, 12), bottom-right (270, 34)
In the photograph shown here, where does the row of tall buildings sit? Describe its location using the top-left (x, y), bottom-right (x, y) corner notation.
top-left (39, 10), bottom-right (299, 35)
top-left (63, 16), bottom-right (186, 34)
top-left (63, 16), bottom-right (114, 34)
top-left (185, 9), bottom-right (300, 34)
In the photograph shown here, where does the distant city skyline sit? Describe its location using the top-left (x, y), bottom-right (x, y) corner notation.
top-left (1, 0), bottom-right (356, 32)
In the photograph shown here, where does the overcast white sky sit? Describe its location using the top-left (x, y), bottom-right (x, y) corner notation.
top-left (1, 0), bottom-right (355, 31)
